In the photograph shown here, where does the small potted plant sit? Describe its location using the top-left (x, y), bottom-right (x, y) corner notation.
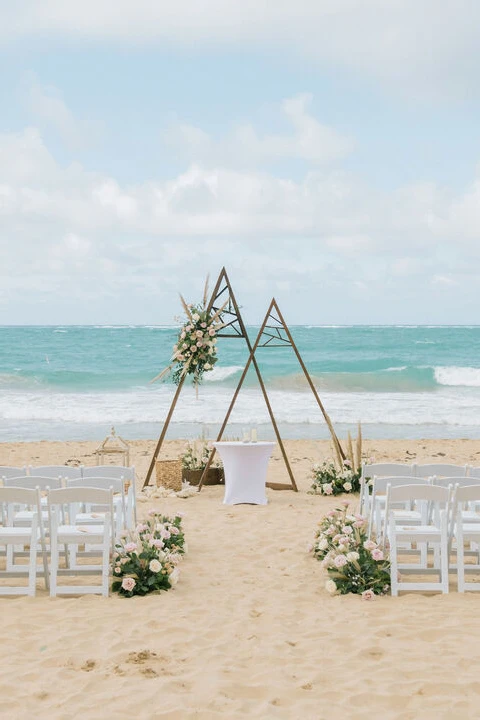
top-left (181, 438), bottom-right (224, 486)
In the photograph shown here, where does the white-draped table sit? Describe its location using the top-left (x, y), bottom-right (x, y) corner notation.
top-left (213, 441), bottom-right (275, 505)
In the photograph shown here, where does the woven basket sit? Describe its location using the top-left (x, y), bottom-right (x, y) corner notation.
top-left (155, 460), bottom-right (183, 491)
top-left (183, 467), bottom-right (224, 486)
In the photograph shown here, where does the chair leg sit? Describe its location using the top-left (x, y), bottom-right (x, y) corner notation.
top-left (28, 518), bottom-right (38, 597)
top-left (389, 518), bottom-right (398, 597)
top-left (50, 534), bottom-right (58, 597)
top-left (457, 527), bottom-right (465, 593)
top-left (102, 530), bottom-right (111, 597)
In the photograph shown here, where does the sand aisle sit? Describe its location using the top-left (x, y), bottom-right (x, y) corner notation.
top-left (1, 439), bottom-right (480, 720)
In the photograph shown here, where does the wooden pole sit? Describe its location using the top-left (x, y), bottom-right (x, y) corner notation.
top-left (142, 373), bottom-right (187, 489)
top-left (269, 300), bottom-right (346, 461)
top-left (198, 297), bottom-right (297, 491)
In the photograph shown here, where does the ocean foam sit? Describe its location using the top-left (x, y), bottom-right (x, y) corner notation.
top-left (434, 366), bottom-right (480, 387)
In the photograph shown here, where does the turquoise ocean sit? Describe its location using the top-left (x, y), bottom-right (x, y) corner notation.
top-left (1, 325), bottom-right (480, 442)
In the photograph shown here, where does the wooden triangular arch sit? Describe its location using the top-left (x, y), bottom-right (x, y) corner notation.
top-left (143, 269), bottom-right (296, 489)
top-left (197, 298), bottom-right (346, 491)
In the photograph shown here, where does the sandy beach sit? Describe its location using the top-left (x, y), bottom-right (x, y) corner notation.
top-left (1, 437), bottom-right (480, 720)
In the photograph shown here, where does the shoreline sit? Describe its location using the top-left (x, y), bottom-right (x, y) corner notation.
top-left (2, 437), bottom-right (479, 491)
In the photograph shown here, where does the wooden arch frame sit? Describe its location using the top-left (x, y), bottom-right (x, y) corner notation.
top-left (143, 269), bottom-right (345, 491)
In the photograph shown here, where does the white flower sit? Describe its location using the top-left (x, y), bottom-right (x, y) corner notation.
top-left (325, 579), bottom-right (337, 595)
top-left (317, 537), bottom-right (328, 551)
top-left (192, 314), bottom-right (200, 322)
top-left (149, 559), bottom-right (162, 573)
top-left (343, 482), bottom-right (352, 492)
top-left (169, 567), bottom-right (180, 586)
top-left (323, 483), bottom-right (333, 495)
top-left (346, 551), bottom-right (360, 562)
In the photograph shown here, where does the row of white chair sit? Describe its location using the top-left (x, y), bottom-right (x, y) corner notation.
top-left (0, 485), bottom-right (113, 597)
top-left (359, 462), bottom-right (477, 516)
top-left (383, 482), bottom-right (480, 595)
top-left (0, 466), bottom-right (136, 528)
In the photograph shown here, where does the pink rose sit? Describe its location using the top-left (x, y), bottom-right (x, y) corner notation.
top-left (121, 577), bottom-right (136, 592)
top-left (124, 542), bottom-right (137, 553)
top-left (208, 328), bottom-right (215, 336)
top-left (363, 540), bottom-right (376, 551)
top-left (362, 589), bottom-right (376, 601)
top-left (334, 554), bottom-right (348, 568)
top-left (371, 549), bottom-right (384, 561)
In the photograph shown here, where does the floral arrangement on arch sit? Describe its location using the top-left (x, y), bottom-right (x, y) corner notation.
top-left (310, 423), bottom-right (363, 496)
top-left (310, 503), bottom-right (390, 598)
top-left (152, 276), bottom-right (227, 389)
top-left (112, 510), bottom-right (186, 597)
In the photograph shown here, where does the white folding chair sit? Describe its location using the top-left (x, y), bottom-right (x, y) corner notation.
top-left (360, 463), bottom-right (416, 516)
top-left (82, 467), bottom-right (136, 526)
top-left (453, 485), bottom-right (480, 592)
top-left (468, 467), bottom-right (480, 479)
top-left (368, 475), bottom-right (423, 540)
top-left (385, 484), bottom-right (452, 596)
top-left (0, 466), bottom-right (27, 481)
top-left (66, 477), bottom-right (125, 542)
top-left (48, 486), bottom-right (113, 597)
top-left (0, 487), bottom-right (49, 596)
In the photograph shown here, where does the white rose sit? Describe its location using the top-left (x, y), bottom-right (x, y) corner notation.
top-left (325, 579), bottom-right (337, 595)
top-left (317, 537), bottom-right (328, 550)
top-left (149, 559), bottom-right (162, 573)
top-left (169, 567), bottom-right (180, 586)
top-left (346, 551), bottom-right (359, 562)
top-left (343, 482), bottom-right (352, 491)
top-left (192, 314), bottom-right (200, 322)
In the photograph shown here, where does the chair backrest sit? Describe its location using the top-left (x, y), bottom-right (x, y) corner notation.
top-left (415, 463), bottom-right (468, 478)
top-left (468, 466), bottom-right (480, 479)
top-left (371, 475), bottom-right (423, 494)
top-left (431, 475), bottom-right (480, 488)
top-left (66, 476), bottom-right (124, 493)
top-left (28, 465), bottom-right (83, 480)
top-left (0, 466), bottom-right (27, 480)
top-left (0, 486), bottom-right (43, 525)
top-left (362, 462), bottom-right (415, 479)
top-left (48, 485), bottom-right (114, 507)
top-left (453, 484), bottom-right (480, 504)
top-left (3, 475), bottom-right (63, 490)
top-left (385, 482), bottom-right (452, 528)
top-left (48, 485), bottom-right (114, 529)
top-left (82, 466), bottom-right (135, 480)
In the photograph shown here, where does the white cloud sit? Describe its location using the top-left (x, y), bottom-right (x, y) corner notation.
top-left (1, 1), bottom-right (479, 100)
top-left (2, 121), bottom-right (480, 321)
top-left (164, 94), bottom-right (353, 168)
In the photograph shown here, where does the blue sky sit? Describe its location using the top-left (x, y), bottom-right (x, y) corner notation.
top-left (1, 1), bottom-right (480, 325)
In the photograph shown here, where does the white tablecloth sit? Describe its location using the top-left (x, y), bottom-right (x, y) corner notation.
top-left (213, 441), bottom-right (275, 505)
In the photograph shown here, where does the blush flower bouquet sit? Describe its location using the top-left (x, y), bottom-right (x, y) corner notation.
top-left (112, 511), bottom-right (186, 597)
top-left (310, 459), bottom-right (361, 496)
top-left (310, 503), bottom-right (390, 597)
top-left (152, 276), bottom-right (227, 389)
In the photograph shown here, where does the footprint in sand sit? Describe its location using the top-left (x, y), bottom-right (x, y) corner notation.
top-left (126, 650), bottom-right (157, 664)
top-left (80, 660), bottom-right (96, 672)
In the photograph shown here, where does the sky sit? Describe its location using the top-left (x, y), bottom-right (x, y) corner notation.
top-left (1, 0), bottom-right (480, 325)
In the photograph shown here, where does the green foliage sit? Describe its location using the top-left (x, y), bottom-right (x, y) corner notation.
top-left (311, 504), bottom-right (390, 597)
top-left (310, 459), bottom-right (361, 496)
top-left (112, 511), bottom-right (186, 598)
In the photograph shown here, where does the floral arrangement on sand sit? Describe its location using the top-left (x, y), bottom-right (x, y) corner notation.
top-left (152, 276), bottom-right (227, 390)
top-left (112, 511), bottom-right (186, 597)
top-left (310, 503), bottom-right (390, 598)
top-left (310, 423), bottom-right (363, 496)
top-left (181, 438), bottom-right (212, 471)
